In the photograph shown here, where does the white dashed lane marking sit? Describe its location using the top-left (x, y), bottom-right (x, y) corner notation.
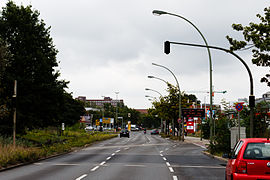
top-left (75, 174), bottom-right (87, 180)
top-left (90, 166), bottom-right (99, 172)
top-left (173, 175), bottom-right (178, 180)
top-left (100, 161), bottom-right (106, 166)
top-left (169, 167), bottom-right (174, 172)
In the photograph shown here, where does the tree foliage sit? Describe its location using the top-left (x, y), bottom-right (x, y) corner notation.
top-left (226, 7), bottom-right (270, 86)
top-left (0, 1), bottom-right (84, 135)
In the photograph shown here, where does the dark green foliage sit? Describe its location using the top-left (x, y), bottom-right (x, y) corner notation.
top-left (202, 118), bottom-right (210, 139)
top-left (241, 101), bottom-right (269, 138)
top-left (226, 7), bottom-right (270, 86)
top-left (210, 114), bottom-right (231, 154)
top-left (0, 1), bottom-right (85, 135)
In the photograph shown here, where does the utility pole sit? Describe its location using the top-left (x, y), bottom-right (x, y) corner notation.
top-left (115, 92), bottom-right (119, 130)
top-left (13, 80), bottom-right (17, 147)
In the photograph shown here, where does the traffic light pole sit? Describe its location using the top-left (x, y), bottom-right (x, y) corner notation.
top-left (165, 41), bottom-right (255, 137)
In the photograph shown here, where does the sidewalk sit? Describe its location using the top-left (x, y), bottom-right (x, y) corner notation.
top-left (184, 136), bottom-right (209, 149)
top-left (183, 136), bottom-right (228, 162)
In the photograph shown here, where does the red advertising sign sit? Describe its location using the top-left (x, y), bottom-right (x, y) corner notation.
top-left (186, 120), bottom-right (194, 133)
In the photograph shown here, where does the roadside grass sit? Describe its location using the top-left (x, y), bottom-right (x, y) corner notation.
top-left (0, 129), bottom-right (117, 169)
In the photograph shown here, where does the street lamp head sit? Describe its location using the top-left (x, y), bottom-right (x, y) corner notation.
top-left (145, 88), bottom-right (150, 91)
top-left (152, 10), bottom-right (167, 16)
top-left (148, 75), bottom-right (154, 79)
top-left (145, 95), bottom-right (150, 97)
top-left (152, 62), bottom-right (159, 66)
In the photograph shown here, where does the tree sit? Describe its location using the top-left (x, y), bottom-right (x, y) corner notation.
top-left (0, 38), bottom-right (12, 134)
top-left (151, 83), bottom-right (197, 135)
top-left (0, 1), bottom-right (84, 134)
top-left (226, 7), bottom-right (270, 86)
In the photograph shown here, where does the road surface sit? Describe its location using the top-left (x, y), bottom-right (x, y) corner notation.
top-left (0, 131), bottom-right (225, 180)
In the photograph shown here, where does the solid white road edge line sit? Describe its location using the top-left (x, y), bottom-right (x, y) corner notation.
top-left (75, 174), bottom-right (87, 180)
top-left (91, 166), bottom-right (99, 171)
top-left (173, 175), bottom-right (178, 180)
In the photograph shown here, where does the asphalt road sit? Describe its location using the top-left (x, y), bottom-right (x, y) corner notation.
top-left (0, 131), bottom-right (225, 180)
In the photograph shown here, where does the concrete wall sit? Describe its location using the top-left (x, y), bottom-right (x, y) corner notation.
top-left (230, 127), bottom-right (246, 149)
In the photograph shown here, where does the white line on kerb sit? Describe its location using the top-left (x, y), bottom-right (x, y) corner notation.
top-left (173, 175), bottom-right (178, 180)
top-left (100, 161), bottom-right (106, 166)
top-left (91, 166), bottom-right (99, 172)
top-left (166, 162), bottom-right (171, 167)
top-left (106, 157), bottom-right (111, 160)
top-left (169, 167), bottom-right (174, 172)
top-left (163, 157), bottom-right (167, 161)
top-left (76, 174), bottom-right (87, 180)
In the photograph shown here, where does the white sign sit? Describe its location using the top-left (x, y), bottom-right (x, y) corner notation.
top-left (62, 123), bottom-right (65, 131)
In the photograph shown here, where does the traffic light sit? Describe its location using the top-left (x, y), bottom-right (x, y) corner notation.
top-left (164, 41), bottom-right (170, 54)
top-left (249, 95), bottom-right (255, 108)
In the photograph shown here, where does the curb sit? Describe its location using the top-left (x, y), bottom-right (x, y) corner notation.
top-left (0, 151), bottom-right (71, 172)
top-left (202, 151), bottom-right (228, 163)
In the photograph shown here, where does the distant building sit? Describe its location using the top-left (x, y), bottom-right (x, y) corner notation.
top-left (255, 92), bottom-right (270, 104)
top-left (135, 109), bottom-right (148, 114)
top-left (76, 96), bottom-right (124, 107)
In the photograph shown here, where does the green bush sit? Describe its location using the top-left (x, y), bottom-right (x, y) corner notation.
top-left (0, 129), bottom-right (117, 169)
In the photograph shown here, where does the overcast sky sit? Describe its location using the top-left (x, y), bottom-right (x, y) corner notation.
top-left (1, 0), bottom-right (269, 109)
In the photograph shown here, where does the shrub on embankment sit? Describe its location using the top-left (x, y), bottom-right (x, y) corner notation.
top-left (0, 129), bottom-right (117, 169)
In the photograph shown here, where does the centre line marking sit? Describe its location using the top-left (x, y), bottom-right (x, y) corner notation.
top-left (76, 174), bottom-right (87, 180)
top-left (106, 157), bottom-right (111, 160)
top-left (91, 166), bottom-right (99, 172)
top-left (166, 162), bottom-right (171, 166)
top-left (169, 167), bottom-right (174, 172)
top-left (173, 175), bottom-right (178, 180)
top-left (100, 161), bottom-right (106, 166)
top-left (111, 153), bottom-right (115, 156)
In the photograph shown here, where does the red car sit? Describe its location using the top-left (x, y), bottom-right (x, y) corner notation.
top-left (225, 138), bottom-right (270, 180)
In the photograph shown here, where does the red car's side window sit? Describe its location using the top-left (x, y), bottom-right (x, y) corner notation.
top-left (232, 140), bottom-right (244, 159)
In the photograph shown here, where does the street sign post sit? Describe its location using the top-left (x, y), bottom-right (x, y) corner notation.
top-left (235, 102), bottom-right (244, 141)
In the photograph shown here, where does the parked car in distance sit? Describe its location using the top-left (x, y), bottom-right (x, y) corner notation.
top-left (150, 129), bottom-right (159, 135)
top-left (120, 129), bottom-right (130, 138)
top-left (225, 138), bottom-right (270, 180)
top-left (85, 126), bottom-right (94, 131)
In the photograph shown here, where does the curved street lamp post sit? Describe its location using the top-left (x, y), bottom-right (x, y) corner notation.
top-left (152, 63), bottom-right (184, 141)
top-left (153, 10), bottom-right (215, 140)
top-left (165, 41), bottom-right (255, 138)
top-left (145, 88), bottom-right (164, 133)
